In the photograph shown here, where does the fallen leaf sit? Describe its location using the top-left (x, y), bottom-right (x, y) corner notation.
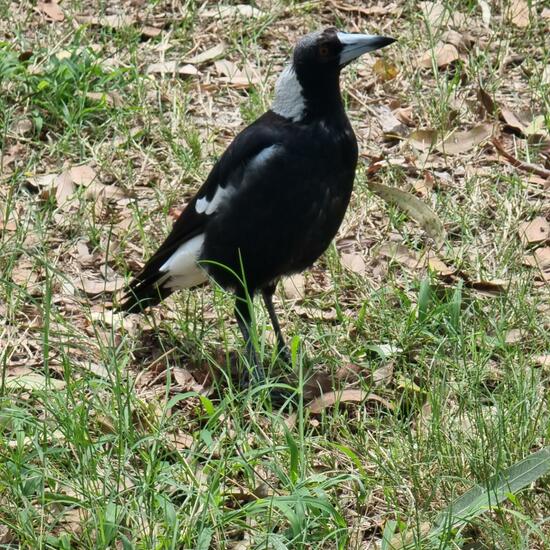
top-left (408, 129), bottom-right (438, 151)
top-left (427, 254), bottom-right (455, 276)
top-left (84, 181), bottom-right (125, 201)
top-left (214, 59), bottom-right (261, 87)
top-left (199, 4), bottom-right (264, 18)
top-left (294, 305), bottom-right (338, 321)
top-left (55, 171), bottom-right (76, 207)
top-left (372, 59), bottom-right (399, 81)
top-left (501, 108), bottom-right (529, 136)
top-left (477, 0), bottom-right (491, 27)
top-left (372, 363), bottom-right (394, 386)
top-left (341, 252), bottom-right (366, 276)
top-left (141, 26), bottom-right (162, 38)
top-left (533, 355), bottom-right (550, 368)
top-left (85, 91), bottom-right (124, 107)
top-left (146, 61), bottom-right (199, 76)
top-left (69, 164), bottom-right (96, 186)
top-left (523, 247), bottom-right (550, 272)
top-left (505, 329), bottom-right (527, 344)
top-left (185, 43), bottom-right (226, 64)
top-left (508, 0), bottom-right (530, 27)
top-left (37, 0), bottom-right (64, 21)
top-left (518, 217), bottom-right (550, 245)
top-left (374, 106), bottom-right (409, 138)
top-left (378, 243), bottom-right (422, 270)
top-left (368, 182), bottom-right (447, 248)
top-left (308, 389), bottom-right (393, 413)
top-left (73, 275), bottom-right (125, 295)
top-left (419, 42), bottom-right (460, 69)
top-left (5, 372), bottom-right (66, 391)
top-left (438, 123), bottom-right (494, 155)
top-left (282, 274), bottom-right (305, 301)
top-left (76, 14), bottom-right (135, 29)
top-left (441, 30), bottom-right (473, 53)
top-left (468, 278), bottom-right (509, 295)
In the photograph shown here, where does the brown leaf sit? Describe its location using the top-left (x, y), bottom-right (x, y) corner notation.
top-left (508, 0), bottom-right (530, 27)
top-left (37, 0), bottom-right (64, 21)
top-left (69, 164), bottom-right (96, 186)
top-left (378, 243), bottom-right (422, 270)
top-left (518, 217), bottom-right (550, 245)
top-left (534, 355), bottom-right (550, 369)
top-left (5, 372), bottom-right (66, 391)
top-left (419, 42), bottom-right (459, 69)
top-left (282, 274), bottom-right (306, 301)
top-left (374, 106), bottom-right (409, 138)
top-left (199, 4), bottom-right (264, 18)
top-left (294, 305), bottom-right (338, 321)
top-left (438, 123), bottom-right (494, 155)
top-left (372, 363), bottom-right (394, 387)
top-left (73, 275), bottom-right (125, 296)
top-left (84, 181), bottom-right (125, 201)
top-left (185, 43), bottom-right (226, 64)
top-left (368, 182), bottom-right (447, 248)
top-left (85, 91), bottom-right (124, 107)
top-left (214, 60), bottom-right (261, 87)
top-left (505, 328), bottom-right (527, 344)
top-left (146, 61), bottom-right (199, 76)
top-left (308, 389), bottom-right (393, 413)
top-left (468, 278), bottom-right (509, 295)
top-left (76, 14), bottom-right (135, 29)
top-left (523, 247), bottom-right (550, 271)
top-left (441, 30), bottom-right (473, 53)
top-left (408, 129), bottom-right (438, 151)
top-left (501, 108), bottom-right (529, 136)
top-left (341, 252), bottom-right (366, 276)
top-left (372, 59), bottom-right (399, 82)
top-left (55, 171), bottom-right (76, 207)
top-left (427, 254), bottom-right (455, 276)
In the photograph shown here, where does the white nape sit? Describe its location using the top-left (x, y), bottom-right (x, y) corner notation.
top-left (272, 64), bottom-right (306, 122)
top-left (160, 234), bottom-right (208, 289)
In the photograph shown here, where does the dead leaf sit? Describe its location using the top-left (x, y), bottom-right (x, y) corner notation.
top-left (408, 129), bottom-right (438, 151)
top-left (533, 355), bottom-right (550, 369)
top-left (523, 247), bottom-right (550, 273)
top-left (505, 328), bottom-right (527, 344)
top-left (341, 253), bottom-right (366, 276)
top-left (185, 43), bottom-right (226, 64)
top-left (374, 106), bottom-right (409, 138)
top-left (214, 60), bottom-right (261, 87)
top-left (378, 243), bottom-right (422, 270)
top-left (427, 254), bottom-right (455, 276)
top-left (37, 0), bottom-right (64, 21)
top-left (441, 30), bottom-right (473, 53)
top-left (5, 372), bottom-right (66, 391)
top-left (55, 171), bottom-right (76, 207)
top-left (282, 274), bottom-right (305, 301)
top-left (85, 91), bottom-right (124, 107)
top-left (146, 61), bottom-right (199, 76)
top-left (84, 181), bottom-right (125, 201)
top-left (438, 123), bottom-right (494, 155)
top-left (69, 164), bottom-right (96, 186)
top-left (372, 59), bottom-right (399, 81)
top-left (294, 305), bottom-right (338, 321)
top-left (76, 14), bottom-right (135, 29)
top-left (372, 363), bottom-right (394, 387)
top-left (468, 278), bottom-right (509, 295)
top-left (508, 0), bottom-right (530, 27)
top-left (477, 0), bottom-right (491, 27)
top-left (419, 42), bottom-right (459, 69)
top-left (368, 182), bottom-right (447, 248)
top-left (73, 275), bottom-right (125, 296)
top-left (199, 4), bottom-right (264, 18)
top-left (308, 389), bottom-right (393, 413)
top-left (501, 108), bottom-right (529, 136)
top-left (518, 217), bottom-right (550, 245)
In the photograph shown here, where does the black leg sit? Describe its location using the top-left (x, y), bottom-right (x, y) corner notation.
top-left (262, 284), bottom-right (291, 364)
top-left (234, 291), bottom-right (265, 386)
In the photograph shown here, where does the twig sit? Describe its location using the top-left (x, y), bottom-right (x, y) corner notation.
top-left (491, 138), bottom-right (550, 181)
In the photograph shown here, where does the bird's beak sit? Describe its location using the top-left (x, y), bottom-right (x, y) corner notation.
top-left (336, 32), bottom-right (396, 66)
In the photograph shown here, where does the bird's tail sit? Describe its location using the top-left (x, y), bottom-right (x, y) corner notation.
top-left (116, 274), bottom-right (173, 314)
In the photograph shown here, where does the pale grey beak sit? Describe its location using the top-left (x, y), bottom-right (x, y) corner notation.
top-left (337, 32), bottom-right (396, 66)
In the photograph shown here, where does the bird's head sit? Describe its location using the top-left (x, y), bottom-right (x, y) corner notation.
top-left (272, 27), bottom-right (396, 122)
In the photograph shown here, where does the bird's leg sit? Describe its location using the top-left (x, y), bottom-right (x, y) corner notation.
top-left (234, 291), bottom-right (265, 386)
top-left (262, 284), bottom-right (291, 364)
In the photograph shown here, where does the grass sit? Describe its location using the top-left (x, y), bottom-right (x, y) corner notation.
top-left (0, 0), bottom-right (549, 548)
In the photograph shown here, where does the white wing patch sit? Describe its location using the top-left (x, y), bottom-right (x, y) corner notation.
top-left (160, 234), bottom-right (208, 290)
top-left (195, 185), bottom-right (234, 216)
top-left (272, 64), bottom-right (306, 122)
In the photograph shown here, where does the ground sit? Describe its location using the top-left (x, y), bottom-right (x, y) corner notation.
top-left (0, 0), bottom-right (549, 548)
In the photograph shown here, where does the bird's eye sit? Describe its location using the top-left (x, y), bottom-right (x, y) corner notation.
top-left (319, 45), bottom-right (330, 57)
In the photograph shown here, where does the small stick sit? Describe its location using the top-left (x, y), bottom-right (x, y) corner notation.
top-left (491, 138), bottom-right (550, 181)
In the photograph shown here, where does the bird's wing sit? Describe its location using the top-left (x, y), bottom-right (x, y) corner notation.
top-left (118, 112), bottom-right (286, 311)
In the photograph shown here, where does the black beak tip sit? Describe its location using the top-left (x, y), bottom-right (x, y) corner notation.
top-left (380, 36), bottom-right (397, 48)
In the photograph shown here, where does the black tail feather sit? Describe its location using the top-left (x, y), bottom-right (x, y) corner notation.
top-left (116, 277), bottom-right (173, 314)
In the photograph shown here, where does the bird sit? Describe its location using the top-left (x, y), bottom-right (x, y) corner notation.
top-left (118, 27), bottom-right (396, 386)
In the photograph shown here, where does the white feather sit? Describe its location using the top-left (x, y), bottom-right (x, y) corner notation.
top-left (271, 65), bottom-right (305, 122)
top-left (160, 234), bottom-right (208, 290)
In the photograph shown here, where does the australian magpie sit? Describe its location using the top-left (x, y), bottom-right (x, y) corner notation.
top-left (118, 27), bottom-right (395, 385)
